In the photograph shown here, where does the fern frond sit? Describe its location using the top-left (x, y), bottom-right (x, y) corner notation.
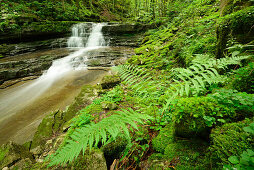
top-left (171, 54), bottom-right (251, 96)
top-left (47, 109), bottom-right (153, 166)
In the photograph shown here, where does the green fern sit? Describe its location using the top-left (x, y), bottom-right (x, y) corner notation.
top-left (170, 54), bottom-right (251, 96)
top-left (47, 108), bottom-right (153, 166)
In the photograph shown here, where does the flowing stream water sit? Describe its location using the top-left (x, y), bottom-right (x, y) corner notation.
top-left (0, 23), bottom-right (111, 144)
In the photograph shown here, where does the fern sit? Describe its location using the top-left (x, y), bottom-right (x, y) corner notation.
top-left (47, 108), bottom-right (153, 166)
top-left (170, 54), bottom-right (251, 96)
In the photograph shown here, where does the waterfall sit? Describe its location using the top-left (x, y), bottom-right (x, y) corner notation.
top-left (38, 23), bottom-right (107, 82)
top-left (0, 23), bottom-right (107, 113)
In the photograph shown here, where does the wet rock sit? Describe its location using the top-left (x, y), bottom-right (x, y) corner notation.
top-left (0, 53), bottom-right (67, 85)
top-left (0, 142), bottom-right (33, 169)
top-left (101, 75), bottom-right (120, 89)
top-left (0, 76), bottom-right (38, 89)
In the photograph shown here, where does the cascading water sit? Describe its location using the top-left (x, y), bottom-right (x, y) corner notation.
top-left (26, 23), bottom-right (106, 87)
top-left (0, 23), bottom-right (107, 119)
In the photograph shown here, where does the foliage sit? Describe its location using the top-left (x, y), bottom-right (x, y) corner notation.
top-left (208, 88), bottom-right (254, 118)
top-left (229, 62), bottom-right (254, 93)
top-left (47, 108), bottom-right (153, 166)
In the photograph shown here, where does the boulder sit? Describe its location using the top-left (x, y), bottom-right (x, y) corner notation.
top-left (0, 142), bottom-right (33, 169)
top-left (100, 75), bottom-right (120, 89)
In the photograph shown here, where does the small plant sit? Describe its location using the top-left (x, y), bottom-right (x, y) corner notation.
top-left (223, 122), bottom-right (254, 170)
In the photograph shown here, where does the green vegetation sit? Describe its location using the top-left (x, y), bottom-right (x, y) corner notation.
top-left (0, 0), bottom-right (253, 169)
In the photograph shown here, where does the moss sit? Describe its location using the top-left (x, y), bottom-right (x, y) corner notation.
top-left (216, 6), bottom-right (254, 57)
top-left (230, 62), bottom-right (254, 93)
top-left (102, 137), bottom-right (128, 169)
top-left (0, 142), bottom-right (33, 169)
top-left (101, 101), bottom-right (118, 110)
top-left (31, 111), bottom-right (60, 149)
top-left (100, 75), bottom-right (121, 89)
top-left (171, 97), bottom-right (236, 139)
top-left (152, 124), bottom-right (175, 153)
top-left (69, 149), bottom-right (107, 170)
top-left (209, 118), bottom-right (254, 166)
top-left (163, 139), bottom-right (210, 169)
top-left (63, 85), bottom-right (96, 122)
top-left (220, 0), bottom-right (252, 16)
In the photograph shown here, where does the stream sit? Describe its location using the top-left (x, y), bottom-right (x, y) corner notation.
top-left (0, 23), bottom-right (136, 145)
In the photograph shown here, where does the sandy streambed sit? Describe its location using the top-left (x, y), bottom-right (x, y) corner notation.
top-left (0, 69), bottom-right (108, 145)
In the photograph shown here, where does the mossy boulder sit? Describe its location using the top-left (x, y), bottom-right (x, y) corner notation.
top-left (101, 101), bottom-right (118, 110)
top-left (101, 75), bottom-right (121, 89)
top-left (0, 142), bottom-right (33, 169)
top-left (70, 149), bottom-right (107, 170)
top-left (103, 137), bottom-right (128, 168)
top-left (163, 139), bottom-right (210, 169)
top-left (230, 63), bottom-right (254, 94)
top-left (220, 0), bottom-right (252, 16)
top-left (171, 97), bottom-right (236, 138)
top-left (209, 118), bottom-right (254, 166)
top-left (31, 110), bottom-right (63, 149)
top-left (216, 6), bottom-right (254, 58)
top-left (63, 85), bottom-right (98, 122)
top-left (152, 124), bottom-right (175, 153)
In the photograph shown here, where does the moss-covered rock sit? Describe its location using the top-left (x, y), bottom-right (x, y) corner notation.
top-left (101, 101), bottom-right (118, 110)
top-left (103, 137), bottom-right (128, 168)
top-left (70, 149), bottom-right (107, 170)
top-left (0, 142), bottom-right (34, 169)
top-left (230, 62), bottom-right (254, 93)
top-left (209, 118), bottom-right (254, 166)
top-left (163, 139), bottom-right (210, 169)
top-left (152, 124), bottom-right (175, 153)
top-left (31, 110), bottom-right (63, 149)
top-left (100, 75), bottom-right (121, 89)
top-left (171, 97), bottom-right (236, 138)
top-left (216, 6), bottom-right (254, 58)
top-left (63, 85), bottom-right (98, 122)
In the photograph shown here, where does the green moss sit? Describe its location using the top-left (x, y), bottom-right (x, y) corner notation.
top-left (209, 118), bottom-right (254, 166)
top-left (164, 139), bottom-right (210, 169)
top-left (152, 124), bottom-right (175, 153)
top-left (63, 85), bottom-right (96, 122)
top-left (100, 75), bottom-right (121, 89)
top-left (230, 62), bottom-right (254, 93)
top-left (31, 111), bottom-right (59, 149)
top-left (171, 97), bottom-right (236, 138)
top-left (69, 149), bottom-right (107, 170)
top-left (103, 137), bottom-right (128, 168)
top-left (0, 148), bottom-right (8, 162)
top-left (0, 142), bottom-right (33, 169)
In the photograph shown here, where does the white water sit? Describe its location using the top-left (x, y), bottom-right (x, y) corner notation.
top-left (0, 23), bottom-right (107, 119)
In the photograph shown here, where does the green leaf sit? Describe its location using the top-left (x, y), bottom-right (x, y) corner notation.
top-left (228, 156), bottom-right (239, 164)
